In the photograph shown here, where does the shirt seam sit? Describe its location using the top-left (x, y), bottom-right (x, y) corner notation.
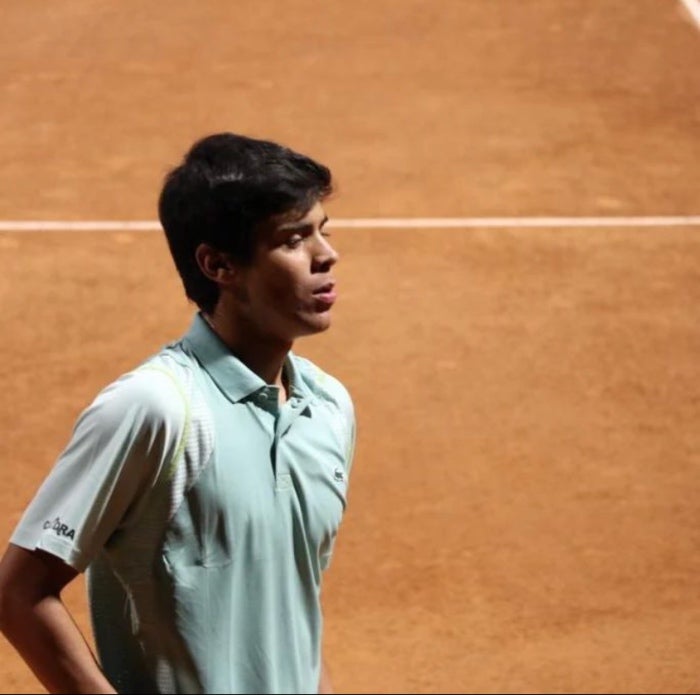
top-left (138, 364), bottom-right (192, 482)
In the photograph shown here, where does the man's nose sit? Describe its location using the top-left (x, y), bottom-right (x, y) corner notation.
top-left (313, 235), bottom-right (339, 270)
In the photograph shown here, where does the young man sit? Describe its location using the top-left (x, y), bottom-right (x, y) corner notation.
top-left (0, 133), bottom-right (356, 694)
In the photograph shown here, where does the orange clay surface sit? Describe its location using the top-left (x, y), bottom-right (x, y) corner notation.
top-left (1, 2), bottom-right (700, 693)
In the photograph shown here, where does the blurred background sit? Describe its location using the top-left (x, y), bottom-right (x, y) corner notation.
top-left (1, 1), bottom-right (699, 692)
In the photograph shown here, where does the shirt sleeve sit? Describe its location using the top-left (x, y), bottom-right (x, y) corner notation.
top-left (10, 366), bottom-right (187, 572)
top-left (319, 377), bottom-right (356, 572)
top-left (331, 379), bottom-right (356, 479)
top-left (341, 391), bottom-right (356, 478)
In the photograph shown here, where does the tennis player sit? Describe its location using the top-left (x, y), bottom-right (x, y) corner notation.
top-left (0, 132), bottom-right (356, 694)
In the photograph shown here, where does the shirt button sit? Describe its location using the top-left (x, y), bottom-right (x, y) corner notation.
top-left (290, 399), bottom-right (300, 409)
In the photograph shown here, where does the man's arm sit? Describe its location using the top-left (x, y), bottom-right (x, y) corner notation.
top-left (0, 544), bottom-right (116, 694)
top-left (319, 655), bottom-right (334, 694)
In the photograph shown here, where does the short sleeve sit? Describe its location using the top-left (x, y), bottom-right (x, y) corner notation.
top-left (317, 376), bottom-right (356, 573)
top-left (338, 386), bottom-right (356, 478)
top-left (324, 374), bottom-right (356, 479)
top-left (10, 366), bottom-right (187, 572)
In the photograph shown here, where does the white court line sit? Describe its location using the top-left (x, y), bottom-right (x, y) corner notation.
top-left (1, 216), bottom-right (700, 232)
top-left (679, 0), bottom-right (700, 29)
top-left (327, 216), bottom-right (700, 229)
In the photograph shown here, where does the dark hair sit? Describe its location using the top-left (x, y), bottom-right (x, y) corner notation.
top-left (158, 132), bottom-right (333, 313)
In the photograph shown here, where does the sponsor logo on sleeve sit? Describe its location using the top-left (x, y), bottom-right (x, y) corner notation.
top-left (42, 517), bottom-right (76, 541)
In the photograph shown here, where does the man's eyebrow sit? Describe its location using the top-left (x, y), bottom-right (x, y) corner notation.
top-left (278, 215), bottom-right (329, 231)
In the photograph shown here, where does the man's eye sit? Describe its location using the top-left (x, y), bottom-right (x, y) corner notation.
top-left (285, 235), bottom-right (303, 248)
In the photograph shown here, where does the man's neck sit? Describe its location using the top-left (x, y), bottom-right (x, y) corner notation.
top-left (202, 310), bottom-right (292, 392)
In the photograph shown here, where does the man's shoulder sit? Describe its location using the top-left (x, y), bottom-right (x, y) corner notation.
top-left (86, 343), bottom-right (197, 430)
top-left (291, 354), bottom-right (353, 411)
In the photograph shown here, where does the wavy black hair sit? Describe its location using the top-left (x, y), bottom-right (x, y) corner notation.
top-left (158, 132), bottom-right (333, 313)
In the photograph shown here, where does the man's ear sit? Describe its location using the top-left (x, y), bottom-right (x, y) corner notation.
top-left (195, 243), bottom-right (237, 284)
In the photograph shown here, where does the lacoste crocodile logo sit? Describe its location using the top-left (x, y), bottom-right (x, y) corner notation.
top-left (43, 517), bottom-right (75, 540)
top-left (333, 467), bottom-right (345, 482)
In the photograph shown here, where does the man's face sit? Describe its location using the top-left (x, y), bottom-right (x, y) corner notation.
top-left (234, 201), bottom-right (340, 342)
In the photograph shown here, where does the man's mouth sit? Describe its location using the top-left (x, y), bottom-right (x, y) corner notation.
top-left (312, 282), bottom-right (337, 306)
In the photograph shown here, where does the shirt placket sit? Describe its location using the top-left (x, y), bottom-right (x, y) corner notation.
top-left (273, 392), bottom-right (312, 492)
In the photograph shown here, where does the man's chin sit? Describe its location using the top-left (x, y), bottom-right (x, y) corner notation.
top-left (294, 314), bottom-right (332, 338)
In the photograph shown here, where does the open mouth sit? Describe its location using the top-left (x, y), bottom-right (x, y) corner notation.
top-left (312, 282), bottom-right (337, 306)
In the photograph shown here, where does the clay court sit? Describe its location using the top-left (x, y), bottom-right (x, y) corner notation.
top-left (1, 1), bottom-right (700, 692)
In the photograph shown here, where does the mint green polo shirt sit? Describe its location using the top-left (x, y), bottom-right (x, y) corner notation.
top-left (11, 313), bottom-right (356, 694)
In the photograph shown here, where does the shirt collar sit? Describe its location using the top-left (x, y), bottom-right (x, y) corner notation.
top-left (283, 350), bottom-right (311, 400)
top-left (181, 313), bottom-right (309, 404)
